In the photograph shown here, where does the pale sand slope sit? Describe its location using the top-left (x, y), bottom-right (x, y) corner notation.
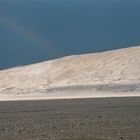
top-left (0, 46), bottom-right (140, 100)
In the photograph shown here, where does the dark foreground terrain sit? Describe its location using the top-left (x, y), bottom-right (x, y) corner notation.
top-left (0, 97), bottom-right (140, 140)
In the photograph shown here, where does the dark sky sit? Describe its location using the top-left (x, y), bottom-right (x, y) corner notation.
top-left (0, 0), bottom-right (140, 69)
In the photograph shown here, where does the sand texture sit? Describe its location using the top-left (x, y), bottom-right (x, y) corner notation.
top-left (0, 46), bottom-right (140, 100)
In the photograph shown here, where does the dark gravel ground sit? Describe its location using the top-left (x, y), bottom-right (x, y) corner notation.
top-left (0, 97), bottom-right (140, 140)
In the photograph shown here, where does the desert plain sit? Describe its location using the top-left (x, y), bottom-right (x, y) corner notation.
top-left (0, 46), bottom-right (140, 139)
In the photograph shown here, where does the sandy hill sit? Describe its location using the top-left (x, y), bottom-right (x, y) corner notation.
top-left (0, 46), bottom-right (140, 98)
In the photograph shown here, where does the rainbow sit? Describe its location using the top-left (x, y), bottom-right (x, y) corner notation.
top-left (0, 14), bottom-right (59, 57)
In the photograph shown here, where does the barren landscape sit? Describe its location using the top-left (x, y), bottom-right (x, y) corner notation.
top-left (0, 46), bottom-right (140, 139)
top-left (0, 97), bottom-right (140, 140)
top-left (0, 46), bottom-right (140, 100)
top-left (1, 0), bottom-right (140, 139)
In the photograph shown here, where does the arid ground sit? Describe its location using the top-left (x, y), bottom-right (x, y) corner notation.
top-left (0, 97), bottom-right (140, 140)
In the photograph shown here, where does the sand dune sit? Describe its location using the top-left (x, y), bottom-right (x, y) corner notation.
top-left (0, 46), bottom-right (140, 100)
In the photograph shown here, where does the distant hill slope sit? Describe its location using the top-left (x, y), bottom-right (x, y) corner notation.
top-left (0, 46), bottom-right (140, 95)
